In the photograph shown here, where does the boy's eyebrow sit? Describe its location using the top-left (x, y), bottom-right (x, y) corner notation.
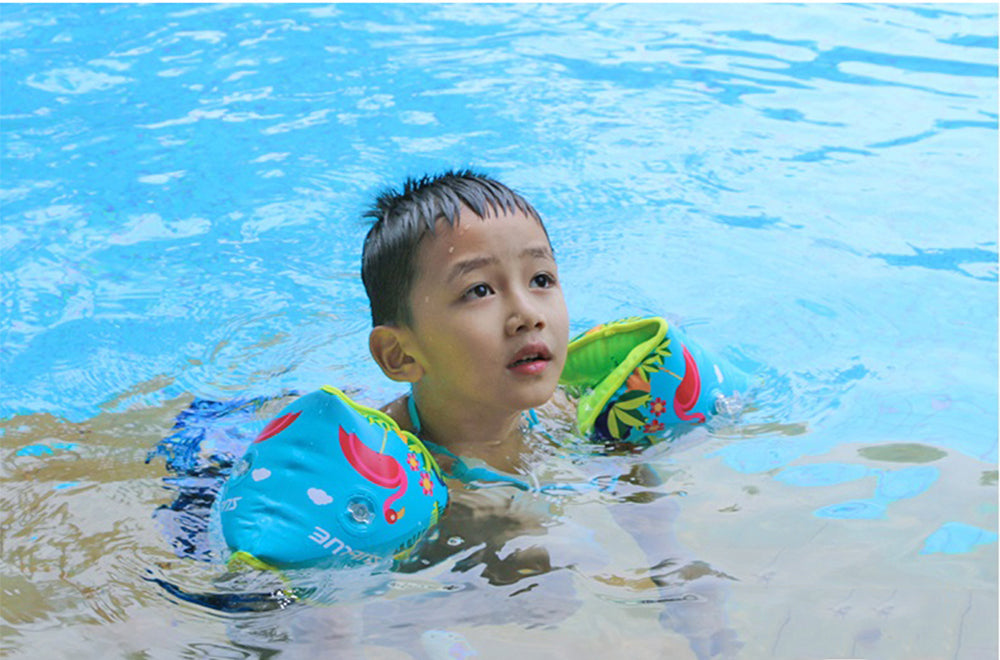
top-left (521, 245), bottom-right (554, 261)
top-left (447, 256), bottom-right (499, 282)
top-left (446, 246), bottom-right (555, 282)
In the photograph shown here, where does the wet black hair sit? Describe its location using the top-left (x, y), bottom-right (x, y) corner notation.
top-left (361, 169), bottom-right (548, 327)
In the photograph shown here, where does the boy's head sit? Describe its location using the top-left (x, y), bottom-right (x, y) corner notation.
top-left (361, 169), bottom-right (548, 328)
top-left (362, 170), bottom-right (568, 414)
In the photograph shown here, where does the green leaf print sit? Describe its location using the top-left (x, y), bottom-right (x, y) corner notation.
top-left (636, 337), bottom-right (672, 381)
top-left (607, 389), bottom-right (650, 439)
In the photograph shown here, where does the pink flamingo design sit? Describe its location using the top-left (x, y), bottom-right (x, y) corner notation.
top-left (673, 344), bottom-right (706, 423)
top-left (253, 411), bottom-right (301, 443)
top-left (339, 426), bottom-right (407, 523)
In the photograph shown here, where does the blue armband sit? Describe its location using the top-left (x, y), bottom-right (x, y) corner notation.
top-left (560, 317), bottom-right (751, 443)
top-left (214, 318), bottom-right (747, 570)
top-left (215, 386), bottom-right (447, 571)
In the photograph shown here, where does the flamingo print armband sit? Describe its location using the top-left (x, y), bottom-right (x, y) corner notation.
top-left (560, 317), bottom-right (753, 444)
top-left (215, 386), bottom-right (447, 571)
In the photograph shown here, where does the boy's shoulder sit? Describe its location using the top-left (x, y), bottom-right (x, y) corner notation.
top-left (379, 393), bottom-right (413, 433)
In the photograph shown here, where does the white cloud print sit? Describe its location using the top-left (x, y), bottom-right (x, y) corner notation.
top-left (307, 487), bottom-right (333, 506)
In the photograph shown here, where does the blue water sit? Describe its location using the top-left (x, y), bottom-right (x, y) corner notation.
top-left (2, 4), bottom-right (997, 659)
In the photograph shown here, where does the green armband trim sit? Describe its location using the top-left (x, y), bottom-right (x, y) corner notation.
top-left (318, 385), bottom-right (445, 484)
top-left (227, 549), bottom-right (281, 573)
top-left (560, 317), bottom-right (669, 436)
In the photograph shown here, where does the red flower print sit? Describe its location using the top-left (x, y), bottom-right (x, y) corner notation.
top-left (420, 471), bottom-right (434, 496)
top-left (407, 452), bottom-right (420, 471)
top-left (649, 397), bottom-right (667, 417)
top-left (643, 419), bottom-right (665, 434)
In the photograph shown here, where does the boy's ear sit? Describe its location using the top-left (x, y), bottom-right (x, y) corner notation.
top-left (369, 325), bottom-right (424, 383)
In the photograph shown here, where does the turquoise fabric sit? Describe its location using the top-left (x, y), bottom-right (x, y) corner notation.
top-left (216, 386), bottom-right (447, 569)
top-left (561, 317), bottom-right (753, 442)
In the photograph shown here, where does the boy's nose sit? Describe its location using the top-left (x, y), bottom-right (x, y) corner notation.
top-left (505, 297), bottom-right (545, 336)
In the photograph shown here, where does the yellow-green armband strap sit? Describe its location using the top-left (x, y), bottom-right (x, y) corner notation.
top-left (560, 317), bottom-right (751, 442)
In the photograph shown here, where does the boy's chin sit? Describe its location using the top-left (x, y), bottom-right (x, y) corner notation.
top-left (512, 379), bottom-right (560, 411)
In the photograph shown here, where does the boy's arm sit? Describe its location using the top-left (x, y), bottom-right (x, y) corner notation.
top-left (605, 489), bottom-right (743, 658)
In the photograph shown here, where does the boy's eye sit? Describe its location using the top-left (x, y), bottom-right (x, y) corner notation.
top-left (463, 283), bottom-right (494, 300)
top-left (531, 273), bottom-right (556, 288)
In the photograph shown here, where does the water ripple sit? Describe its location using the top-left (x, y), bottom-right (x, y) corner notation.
top-left (26, 67), bottom-right (132, 94)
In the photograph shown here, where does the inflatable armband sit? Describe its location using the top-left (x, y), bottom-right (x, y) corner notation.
top-left (560, 317), bottom-right (751, 442)
top-left (214, 317), bottom-right (747, 570)
top-left (215, 386), bottom-right (447, 570)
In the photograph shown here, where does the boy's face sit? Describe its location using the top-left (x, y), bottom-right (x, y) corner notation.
top-left (404, 207), bottom-right (569, 414)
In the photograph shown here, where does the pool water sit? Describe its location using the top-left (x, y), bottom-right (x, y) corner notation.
top-left (1, 3), bottom-right (996, 659)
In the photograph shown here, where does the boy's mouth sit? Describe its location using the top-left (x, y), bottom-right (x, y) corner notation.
top-left (507, 343), bottom-right (553, 374)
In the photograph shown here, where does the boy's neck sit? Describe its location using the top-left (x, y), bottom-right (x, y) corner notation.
top-left (407, 386), bottom-right (527, 473)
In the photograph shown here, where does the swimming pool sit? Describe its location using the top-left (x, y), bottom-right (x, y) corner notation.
top-left (1, 3), bottom-right (996, 658)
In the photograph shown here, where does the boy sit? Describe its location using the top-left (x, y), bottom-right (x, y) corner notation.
top-left (361, 169), bottom-right (570, 475)
top-left (358, 170), bottom-right (740, 656)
